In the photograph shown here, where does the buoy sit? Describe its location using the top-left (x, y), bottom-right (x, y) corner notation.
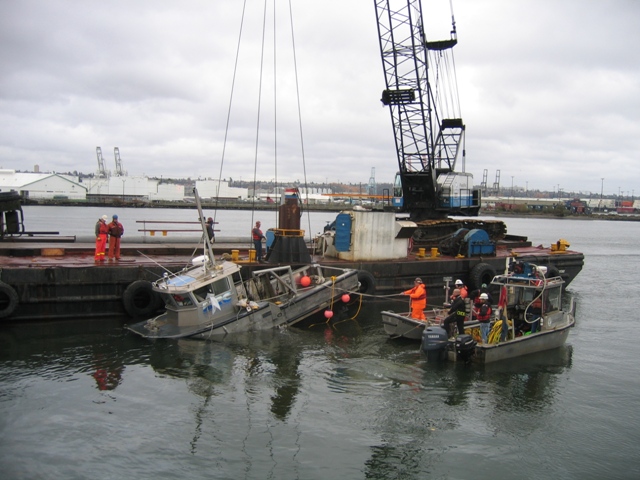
top-left (300, 276), bottom-right (311, 287)
top-left (324, 310), bottom-right (334, 319)
top-left (341, 294), bottom-right (350, 303)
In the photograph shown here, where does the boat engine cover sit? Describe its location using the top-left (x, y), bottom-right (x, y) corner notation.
top-left (421, 326), bottom-right (449, 362)
top-left (421, 326), bottom-right (448, 352)
top-left (455, 334), bottom-right (476, 353)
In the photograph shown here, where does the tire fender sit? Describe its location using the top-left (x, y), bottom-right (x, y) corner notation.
top-left (0, 281), bottom-right (18, 319)
top-left (469, 263), bottom-right (497, 291)
top-left (357, 270), bottom-right (376, 295)
top-left (122, 280), bottom-right (162, 318)
top-left (546, 265), bottom-right (561, 279)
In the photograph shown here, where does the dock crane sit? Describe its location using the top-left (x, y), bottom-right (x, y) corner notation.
top-left (95, 147), bottom-right (108, 177)
top-left (114, 147), bottom-right (126, 176)
top-left (374, 0), bottom-right (480, 221)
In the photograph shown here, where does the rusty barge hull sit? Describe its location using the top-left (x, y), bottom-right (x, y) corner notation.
top-left (0, 239), bottom-right (583, 323)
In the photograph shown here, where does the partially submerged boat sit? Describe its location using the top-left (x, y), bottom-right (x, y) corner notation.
top-left (420, 261), bottom-right (576, 364)
top-left (126, 189), bottom-right (359, 340)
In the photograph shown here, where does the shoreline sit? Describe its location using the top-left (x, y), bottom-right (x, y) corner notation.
top-left (21, 200), bottom-right (640, 222)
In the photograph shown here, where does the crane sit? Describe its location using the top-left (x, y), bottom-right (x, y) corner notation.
top-left (374, 0), bottom-right (480, 221)
top-left (95, 146), bottom-right (108, 177)
top-left (114, 147), bottom-right (126, 176)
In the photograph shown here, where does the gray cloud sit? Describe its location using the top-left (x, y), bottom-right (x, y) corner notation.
top-left (1, 0), bottom-right (638, 196)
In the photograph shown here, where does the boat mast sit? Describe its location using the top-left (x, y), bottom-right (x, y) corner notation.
top-left (193, 187), bottom-right (216, 267)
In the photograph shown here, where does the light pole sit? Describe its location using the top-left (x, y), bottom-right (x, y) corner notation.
top-left (121, 178), bottom-right (126, 202)
top-left (600, 178), bottom-right (604, 211)
top-left (511, 176), bottom-right (514, 206)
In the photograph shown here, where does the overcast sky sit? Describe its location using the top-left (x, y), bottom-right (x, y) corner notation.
top-left (1, 0), bottom-right (639, 196)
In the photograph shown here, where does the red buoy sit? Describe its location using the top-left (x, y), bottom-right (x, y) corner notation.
top-left (300, 276), bottom-right (311, 287)
top-left (341, 294), bottom-right (350, 303)
top-left (324, 310), bottom-right (334, 319)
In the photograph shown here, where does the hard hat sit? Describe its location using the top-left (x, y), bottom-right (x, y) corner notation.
top-left (479, 293), bottom-right (489, 300)
top-left (112, 214), bottom-right (118, 219)
top-left (455, 279), bottom-right (463, 285)
top-left (452, 289), bottom-right (461, 296)
top-left (101, 215), bottom-right (108, 221)
top-left (414, 277), bottom-right (423, 283)
top-left (207, 217), bottom-right (213, 223)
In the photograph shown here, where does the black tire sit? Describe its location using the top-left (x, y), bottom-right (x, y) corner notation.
top-left (122, 280), bottom-right (162, 318)
top-left (546, 265), bottom-right (561, 279)
top-left (469, 263), bottom-right (497, 291)
top-left (0, 282), bottom-right (18, 319)
top-left (357, 270), bottom-right (376, 295)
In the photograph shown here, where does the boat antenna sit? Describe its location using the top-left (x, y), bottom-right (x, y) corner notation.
top-left (193, 187), bottom-right (217, 268)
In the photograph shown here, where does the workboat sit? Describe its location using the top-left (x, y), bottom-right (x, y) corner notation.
top-left (382, 307), bottom-right (448, 340)
top-left (125, 190), bottom-right (359, 340)
top-left (420, 261), bottom-right (576, 364)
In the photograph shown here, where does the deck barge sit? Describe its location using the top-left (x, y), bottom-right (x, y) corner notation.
top-left (0, 234), bottom-right (584, 323)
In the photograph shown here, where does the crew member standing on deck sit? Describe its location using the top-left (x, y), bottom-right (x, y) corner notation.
top-left (252, 221), bottom-right (265, 262)
top-left (443, 289), bottom-right (466, 339)
top-left (94, 215), bottom-right (109, 263)
top-left (402, 277), bottom-right (428, 320)
top-left (107, 214), bottom-right (124, 261)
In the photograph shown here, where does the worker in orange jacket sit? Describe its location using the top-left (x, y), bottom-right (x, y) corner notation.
top-left (403, 277), bottom-right (428, 320)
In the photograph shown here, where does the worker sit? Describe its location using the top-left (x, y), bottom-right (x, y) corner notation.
top-left (402, 277), bottom-right (427, 320)
top-left (94, 215), bottom-right (109, 263)
top-left (474, 293), bottom-right (493, 343)
top-left (252, 221), bottom-right (266, 262)
top-left (443, 288), bottom-right (466, 339)
top-left (205, 217), bottom-right (215, 242)
top-left (454, 279), bottom-right (468, 298)
top-left (107, 214), bottom-right (124, 261)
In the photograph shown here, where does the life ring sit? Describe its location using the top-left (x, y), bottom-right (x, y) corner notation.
top-left (122, 280), bottom-right (162, 318)
top-left (469, 263), bottom-right (497, 291)
top-left (0, 281), bottom-right (18, 319)
top-left (357, 270), bottom-right (376, 295)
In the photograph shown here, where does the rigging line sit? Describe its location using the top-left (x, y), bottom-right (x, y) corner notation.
top-left (287, 0), bottom-right (313, 244)
top-left (250, 0), bottom-right (269, 234)
top-left (272, 0), bottom-right (279, 229)
top-left (214, 0), bottom-right (249, 227)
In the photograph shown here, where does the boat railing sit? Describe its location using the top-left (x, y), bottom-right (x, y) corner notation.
top-left (492, 274), bottom-right (564, 289)
top-left (136, 220), bottom-right (219, 237)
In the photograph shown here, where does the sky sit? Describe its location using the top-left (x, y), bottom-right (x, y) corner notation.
top-left (1, 0), bottom-right (639, 197)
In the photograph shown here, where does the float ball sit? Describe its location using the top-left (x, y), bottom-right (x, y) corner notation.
top-left (341, 294), bottom-right (350, 303)
top-left (324, 310), bottom-right (334, 319)
top-left (300, 276), bottom-right (311, 287)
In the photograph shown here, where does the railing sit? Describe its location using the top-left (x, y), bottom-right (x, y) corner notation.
top-left (136, 220), bottom-right (218, 237)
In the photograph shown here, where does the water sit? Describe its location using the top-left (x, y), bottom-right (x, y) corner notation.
top-left (2, 214), bottom-right (640, 479)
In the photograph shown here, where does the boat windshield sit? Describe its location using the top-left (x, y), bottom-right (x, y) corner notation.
top-left (193, 277), bottom-right (231, 302)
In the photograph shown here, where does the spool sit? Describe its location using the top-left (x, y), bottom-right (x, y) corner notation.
top-left (249, 249), bottom-right (256, 262)
top-left (231, 249), bottom-right (239, 261)
top-left (418, 247), bottom-right (426, 257)
top-left (431, 247), bottom-right (439, 258)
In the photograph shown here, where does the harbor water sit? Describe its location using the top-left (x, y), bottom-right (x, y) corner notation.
top-left (1, 211), bottom-right (640, 479)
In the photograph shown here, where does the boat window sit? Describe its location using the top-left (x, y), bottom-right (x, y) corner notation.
top-left (212, 277), bottom-right (231, 295)
top-left (172, 294), bottom-right (192, 306)
top-left (546, 288), bottom-right (561, 311)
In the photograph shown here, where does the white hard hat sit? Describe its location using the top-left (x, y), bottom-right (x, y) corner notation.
top-left (455, 279), bottom-right (463, 285)
top-left (101, 215), bottom-right (108, 221)
top-left (479, 293), bottom-right (489, 300)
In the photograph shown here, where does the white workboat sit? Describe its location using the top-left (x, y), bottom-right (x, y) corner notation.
top-left (421, 261), bottom-right (576, 364)
top-left (126, 189), bottom-right (359, 340)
